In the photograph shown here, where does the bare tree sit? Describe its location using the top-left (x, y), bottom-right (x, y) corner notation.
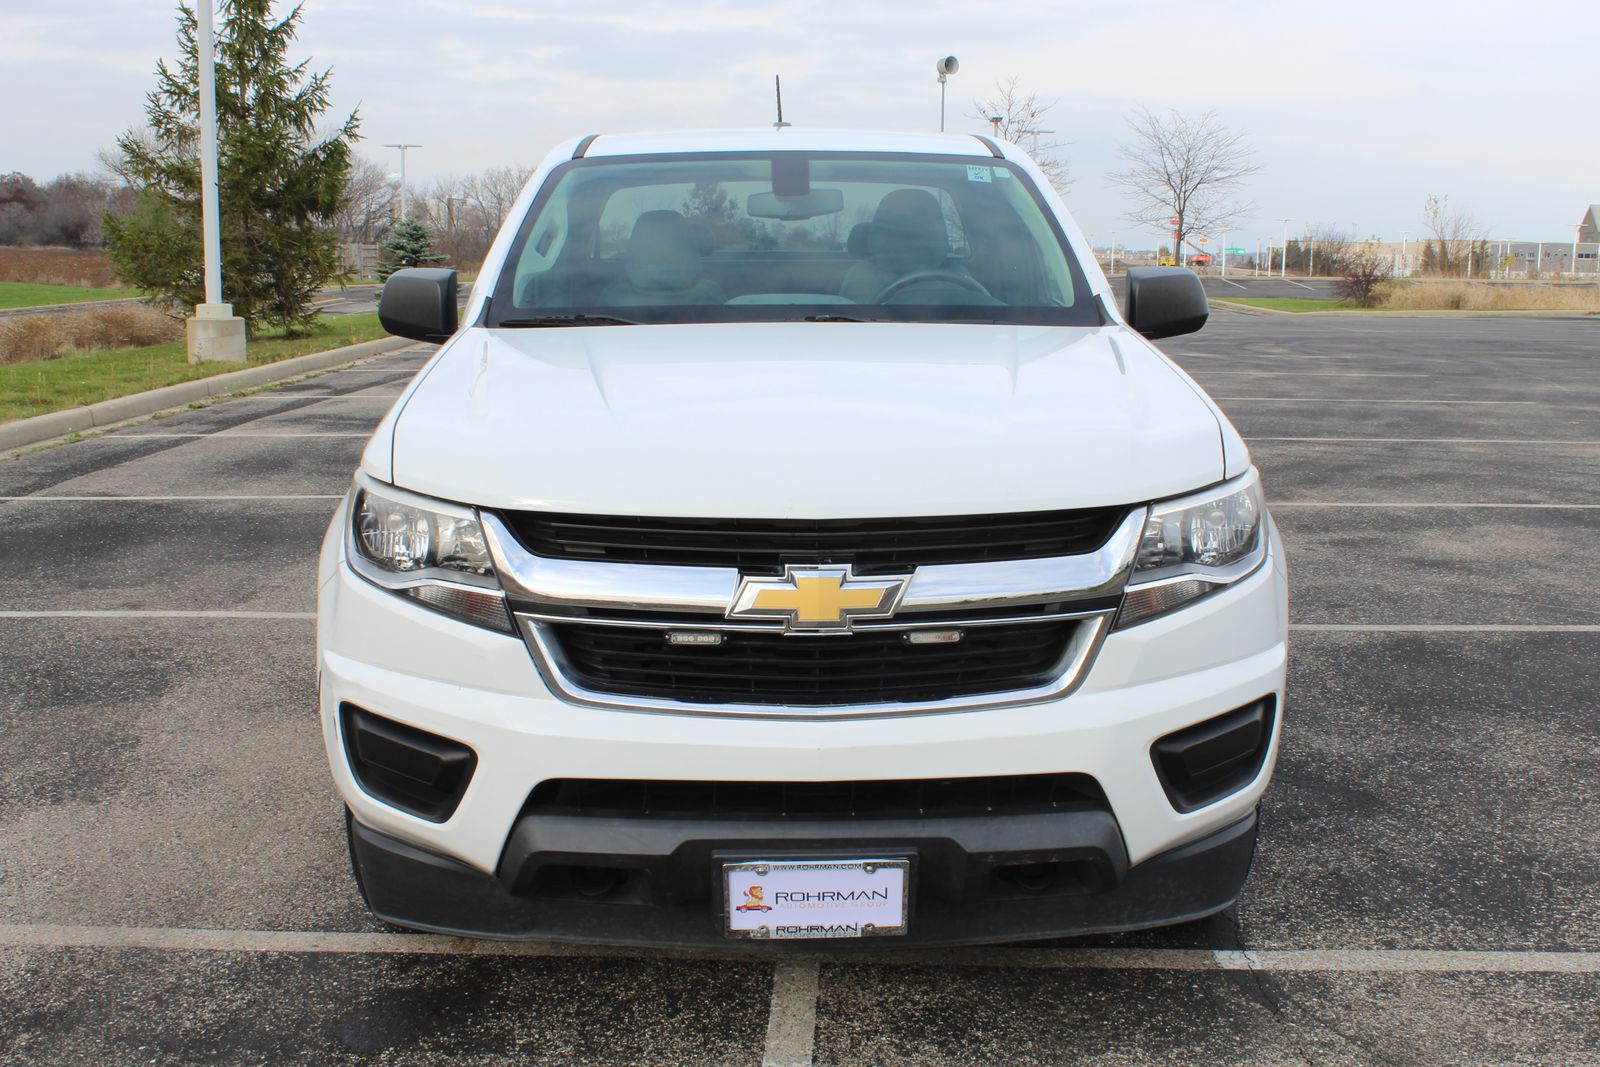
top-left (1422, 194), bottom-right (1483, 276)
top-left (409, 164), bottom-right (535, 269)
top-left (969, 77), bottom-right (1071, 191)
top-left (1298, 224), bottom-right (1355, 277)
top-left (1108, 107), bottom-right (1261, 266)
top-left (1336, 250), bottom-right (1392, 307)
top-left (466, 165), bottom-right (534, 230)
top-left (333, 156), bottom-right (397, 245)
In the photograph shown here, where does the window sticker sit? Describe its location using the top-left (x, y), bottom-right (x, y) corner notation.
top-left (993, 167), bottom-right (1013, 180)
top-left (965, 165), bottom-right (992, 183)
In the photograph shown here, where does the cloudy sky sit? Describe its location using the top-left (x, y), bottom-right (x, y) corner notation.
top-left (4, 0), bottom-right (1596, 248)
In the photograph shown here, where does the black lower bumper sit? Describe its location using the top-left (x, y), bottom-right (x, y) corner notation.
top-left (347, 805), bottom-right (1258, 949)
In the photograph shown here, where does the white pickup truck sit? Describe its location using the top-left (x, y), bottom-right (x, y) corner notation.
top-left (318, 128), bottom-right (1287, 947)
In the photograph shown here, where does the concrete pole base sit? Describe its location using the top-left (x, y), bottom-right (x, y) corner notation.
top-left (187, 303), bottom-right (247, 364)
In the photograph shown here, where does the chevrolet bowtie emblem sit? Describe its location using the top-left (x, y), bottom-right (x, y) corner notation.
top-left (728, 566), bottom-right (908, 633)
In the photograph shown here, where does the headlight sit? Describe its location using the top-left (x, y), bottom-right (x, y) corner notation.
top-left (1117, 470), bottom-right (1268, 628)
top-left (347, 478), bottom-right (512, 632)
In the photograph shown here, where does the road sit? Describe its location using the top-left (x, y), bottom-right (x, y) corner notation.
top-left (1, 309), bottom-right (1597, 1064)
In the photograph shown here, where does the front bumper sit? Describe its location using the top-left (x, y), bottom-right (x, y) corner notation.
top-left (346, 805), bottom-right (1259, 948)
top-left (318, 503), bottom-right (1288, 943)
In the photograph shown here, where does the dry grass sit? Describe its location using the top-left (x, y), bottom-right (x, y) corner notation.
top-left (0, 246), bottom-right (118, 288)
top-left (1378, 280), bottom-right (1600, 312)
top-left (0, 305), bottom-right (181, 366)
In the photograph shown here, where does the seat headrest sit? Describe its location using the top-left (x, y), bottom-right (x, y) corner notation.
top-left (624, 210), bottom-right (709, 292)
top-left (867, 188), bottom-right (948, 273)
top-left (847, 222), bottom-right (872, 258)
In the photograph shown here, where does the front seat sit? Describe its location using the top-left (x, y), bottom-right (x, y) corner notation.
top-left (605, 210), bottom-right (726, 306)
top-left (840, 188), bottom-right (963, 304)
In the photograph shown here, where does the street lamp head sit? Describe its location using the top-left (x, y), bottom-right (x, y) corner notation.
top-left (935, 55), bottom-right (959, 78)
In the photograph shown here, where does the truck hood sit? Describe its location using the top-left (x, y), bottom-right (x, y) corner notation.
top-left (383, 322), bottom-right (1224, 517)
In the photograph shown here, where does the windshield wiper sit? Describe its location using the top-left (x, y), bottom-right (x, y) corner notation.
top-left (800, 314), bottom-right (873, 323)
top-left (495, 314), bottom-right (638, 327)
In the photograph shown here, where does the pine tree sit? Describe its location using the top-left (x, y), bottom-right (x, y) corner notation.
top-left (377, 218), bottom-right (445, 280)
top-left (104, 1), bottom-right (359, 335)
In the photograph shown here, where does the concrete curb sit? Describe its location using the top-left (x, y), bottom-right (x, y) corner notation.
top-left (0, 297), bottom-right (144, 319)
top-left (0, 335), bottom-right (412, 453)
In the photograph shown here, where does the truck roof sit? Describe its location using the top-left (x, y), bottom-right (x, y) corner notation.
top-left (577, 128), bottom-right (1006, 159)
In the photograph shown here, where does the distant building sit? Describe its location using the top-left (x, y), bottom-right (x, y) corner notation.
top-left (1359, 207), bottom-right (1599, 278)
top-left (1580, 204), bottom-right (1600, 245)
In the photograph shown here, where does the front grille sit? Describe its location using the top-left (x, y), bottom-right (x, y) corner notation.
top-left (545, 620), bottom-right (1077, 705)
top-left (498, 507), bottom-right (1129, 574)
top-left (523, 773), bottom-right (1107, 821)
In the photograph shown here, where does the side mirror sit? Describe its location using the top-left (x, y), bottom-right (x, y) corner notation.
top-left (378, 268), bottom-right (458, 343)
top-left (1124, 266), bottom-right (1208, 340)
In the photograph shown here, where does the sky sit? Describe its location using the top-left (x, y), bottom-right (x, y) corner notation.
top-left (3, 0), bottom-right (1597, 248)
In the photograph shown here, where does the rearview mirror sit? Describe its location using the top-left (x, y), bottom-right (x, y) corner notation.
top-left (1124, 267), bottom-right (1208, 340)
top-left (746, 189), bottom-right (844, 221)
top-left (378, 268), bottom-right (458, 344)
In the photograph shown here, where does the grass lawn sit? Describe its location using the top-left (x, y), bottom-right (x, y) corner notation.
top-left (1220, 297), bottom-right (1358, 313)
top-left (0, 313), bottom-right (389, 424)
top-left (0, 281), bottom-right (131, 309)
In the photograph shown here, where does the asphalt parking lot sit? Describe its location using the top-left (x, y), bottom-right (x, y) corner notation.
top-left (2, 308), bottom-right (1598, 1065)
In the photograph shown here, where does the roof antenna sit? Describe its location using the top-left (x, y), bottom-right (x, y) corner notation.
top-left (773, 75), bottom-right (791, 130)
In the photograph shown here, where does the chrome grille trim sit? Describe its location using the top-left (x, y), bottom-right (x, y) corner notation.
top-left (482, 509), bottom-right (1145, 619)
top-left (480, 507), bottom-right (1144, 718)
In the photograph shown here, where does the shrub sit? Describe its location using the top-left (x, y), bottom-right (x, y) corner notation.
top-left (63, 305), bottom-right (181, 349)
top-left (1336, 252), bottom-right (1393, 308)
top-left (0, 315), bottom-right (67, 364)
top-left (0, 305), bottom-right (180, 366)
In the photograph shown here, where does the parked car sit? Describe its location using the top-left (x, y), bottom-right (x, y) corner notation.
top-left (319, 128), bottom-right (1288, 947)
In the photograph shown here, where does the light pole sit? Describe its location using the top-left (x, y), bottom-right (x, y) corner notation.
top-left (384, 143), bottom-right (421, 220)
top-left (988, 114), bottom-right (1003, 137)
top-left (1027, 128), bottom-right (1055, 156)
top-left (1277, 218), bottom-right (1293, 279)
top-left (935, 56), bottom-right (958, 132)
top-left (1401, 231), bottom-right (1408, 277)
top-left (185, 1), bottom-right (245, 363)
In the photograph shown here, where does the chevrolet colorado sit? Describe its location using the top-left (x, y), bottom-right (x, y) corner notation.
top-left (317, 128), bottom-right (1287, 947)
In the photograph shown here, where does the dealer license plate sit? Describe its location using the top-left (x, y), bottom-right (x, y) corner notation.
top-left (723, 858), bottom-right (910, 939)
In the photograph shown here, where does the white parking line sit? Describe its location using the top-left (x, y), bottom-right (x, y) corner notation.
top-left (1192, 371), bottom-right (1430, 378)
top-left (1216, 397), bottom-right (1541, 405)
top-left (1246, 437), bottom-right (1600, 445)
top-left (1287, 279), bottom-right (1316, 290)
top-left (1292, 624), bottom-right (1600, 633)
top-left (0, 495), bottom-right (342, 502)
top-left (1, 924), bottom-right (1596, 975)
top-left (763, 959), bottom-right (820, 1067)
top-left (1216, 278), bottom-right (1248, 290)
top-left (1272, 502), bottom-right (1600, 509)
top-left (0, 610), bottom-right (314, 620)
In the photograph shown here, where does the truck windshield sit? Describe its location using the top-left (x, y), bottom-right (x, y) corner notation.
top-left (487, 153), bottom-right (1101, 327)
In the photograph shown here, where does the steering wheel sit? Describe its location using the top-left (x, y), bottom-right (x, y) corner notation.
top-left (874, 270), bottom-right (990, 302)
